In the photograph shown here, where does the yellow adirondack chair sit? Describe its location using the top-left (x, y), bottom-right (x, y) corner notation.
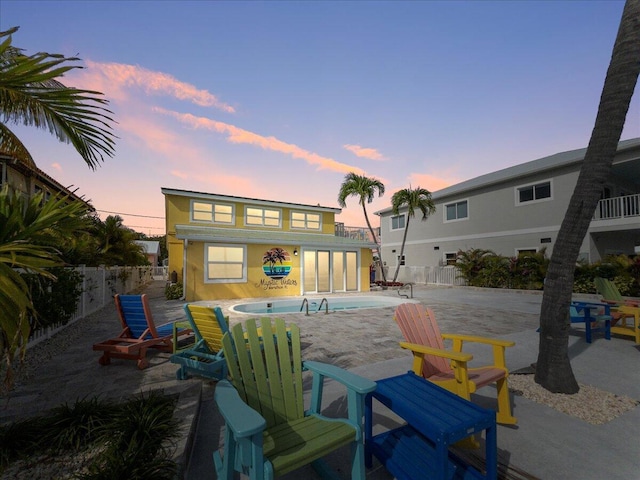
top-left (594, 277), bottom-right (640, 344)
top-left (214, 318), bottom-right (376, 479)
top-left (170, 304), bottom-right (229, 380)
top-left (394, 303), bottom-right (517, 425)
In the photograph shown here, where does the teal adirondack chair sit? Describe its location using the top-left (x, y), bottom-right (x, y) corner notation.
top-left (170, 304), bottom-right (228, 381)
top-left (214, 318), bottom-right (377, 479)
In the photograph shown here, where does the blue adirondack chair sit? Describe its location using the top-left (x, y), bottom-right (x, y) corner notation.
top-left (570, 301), bottom-right (612, 343)
top-left (170, 304), bottom-right (229, 381)
top-left (93, 294), bottom-right (193, 369)
top-left (214, 317), bottom-right (377, 479)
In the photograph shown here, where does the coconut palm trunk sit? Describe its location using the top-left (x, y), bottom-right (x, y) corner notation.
top-left (535, 0), bottom-right (640, 393)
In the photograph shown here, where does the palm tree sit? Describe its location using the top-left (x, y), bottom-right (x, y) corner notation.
top-left (0, 26), bottom-right (116, 168)
top-left (535, 0), bottom-right (640, 393)
top-left (262, 247), bottom-right (287, 275)
top-left (0, 26), bottom-right (116, 389)
top-left (390, 186), bottom-right (435, 282)
top-left (0, 186), bottom-right (89, 389)
top-left (337, 172), bottom-right (387, 281)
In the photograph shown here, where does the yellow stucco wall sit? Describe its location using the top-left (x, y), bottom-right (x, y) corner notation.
top-left (184, 242), bottom-right (301, 301)
top-left (164, 191), bottom-right (373, 301)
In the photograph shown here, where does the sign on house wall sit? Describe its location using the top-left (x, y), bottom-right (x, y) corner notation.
top-left (257, 247), bottom-right (297, 291)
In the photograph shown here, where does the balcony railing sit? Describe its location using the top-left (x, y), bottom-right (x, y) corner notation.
top-left (594, 193), bottom-right (640, 221)
top-left (334, 223), bottom-right (377, 242)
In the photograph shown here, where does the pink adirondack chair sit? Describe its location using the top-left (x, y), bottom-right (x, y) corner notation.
top-left (394, 302), bottom-right (517, 425)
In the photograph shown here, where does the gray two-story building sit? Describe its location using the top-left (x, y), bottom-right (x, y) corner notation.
top-left (376, 138), bottom-right (640, 283)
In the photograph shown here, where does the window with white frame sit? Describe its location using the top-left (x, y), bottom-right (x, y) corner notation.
top-left (291, 211), bottom-right (321, 230)
top-left (192, 201), bottom-right (234, 224)
top-left (444, 252), bottom-right (457, 266)
top-left (516, 248), bottom-right (537, 256)
top-left (206, 244), bottom-right (246, 282)
top-left (245, 206), bottom-right (281, 227)
top-left (391, 214), bottom-right (405, 230)
top-left (516, 180), bottom-right (552, 205)
top-left (444, 200), bottom-right (468, 222)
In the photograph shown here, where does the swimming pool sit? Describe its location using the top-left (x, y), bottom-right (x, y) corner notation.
top-left (230, 296), bottom-right (416, 314)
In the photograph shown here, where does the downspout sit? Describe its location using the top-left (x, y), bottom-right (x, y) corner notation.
top-left (181, 239), bottom-right (188, 300)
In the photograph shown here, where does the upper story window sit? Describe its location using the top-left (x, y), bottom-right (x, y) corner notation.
top-left (444, 200), bottom-right (468, 222)
top-left (391, 214), bottom-right (406, 230)
top-left (245, 206), bottom-right (281, 227)
top-left (516, 180), bottom-right (552, 205)
top-left (291, 211), bottom-right (321, 230)
top-left (192, 201), bottom-right (234, 224)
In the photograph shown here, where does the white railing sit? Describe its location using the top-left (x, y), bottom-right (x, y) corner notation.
top-left (594, 193), bottom-right (640, 220)
top-left (384, 266), bottom-right (466, 286)
top-left (27, 265), bottom-right (155, 349)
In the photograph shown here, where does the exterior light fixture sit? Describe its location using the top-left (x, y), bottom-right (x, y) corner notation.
top-left (294, 248), bottom-right (298, 256)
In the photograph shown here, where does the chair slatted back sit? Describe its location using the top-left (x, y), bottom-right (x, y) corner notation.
top-left (394, 303), bottom-right (451, 378)
top-left (222, 318), bottom-right (303, 428)
top-left (594, 277), bottom-right (624, 303)
top-left (115, 294), bottom-right (156, 339)
top-left (184, 304), bottom-right (228, 352)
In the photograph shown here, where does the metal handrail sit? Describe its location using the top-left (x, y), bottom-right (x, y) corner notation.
top-left (300, 298), bottom-right (309, 316)
top-left (318, 298), bottom-right (329, 314)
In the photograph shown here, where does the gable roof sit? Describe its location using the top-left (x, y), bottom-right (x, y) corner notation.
top-left (161, 187), bottom-right (342, 214)
top-left (376, 137), bottom-right (640, 215)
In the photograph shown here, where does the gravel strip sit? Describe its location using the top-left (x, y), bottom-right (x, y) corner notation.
top-left (508, 374), bottom-right (639, 425)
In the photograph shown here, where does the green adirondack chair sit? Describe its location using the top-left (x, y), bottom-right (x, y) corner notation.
top-left (170, 304), bottom-right (228, 380)
top-left (214, 317), bottom-right (377, 479)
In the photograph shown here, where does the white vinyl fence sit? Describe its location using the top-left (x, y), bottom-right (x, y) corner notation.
top-left (384, 265), bottom-right (467, 286)
top-left (27, 265), bottom-right (159, 349)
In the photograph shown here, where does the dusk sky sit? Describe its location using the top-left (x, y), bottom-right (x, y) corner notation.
top-left (1, 1), bottom-right (638, 235)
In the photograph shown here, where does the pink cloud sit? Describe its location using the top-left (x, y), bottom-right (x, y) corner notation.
top-left (343, 144), bottom-right (385, 161)
top-left (50, 162), bottom-right (62, 172)
top-left (408, 173), bottom-right (461, 193)
top-left (171, 170), bottom-right (189, 179)
top-left (75, 61), bottom-right (235, 113)
top-left (156, 108), bottom-right (365, 176)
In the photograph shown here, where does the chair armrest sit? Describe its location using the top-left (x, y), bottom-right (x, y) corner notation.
top-left (214, 380), bottom-right (266, 438)
top-left (441, 333), bottom-right (515, 348)
top-left (399, 341), bottom-right (473, 362)
top-left (303, 361), bottom-right (376, 421)
top-left (303, 361), bottom-right (377, 394)
top-left (400, 342), bottom-right (472, 389)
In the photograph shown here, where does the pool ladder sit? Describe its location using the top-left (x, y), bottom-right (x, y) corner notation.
top-left (299, 297), bottom-right (329, 316)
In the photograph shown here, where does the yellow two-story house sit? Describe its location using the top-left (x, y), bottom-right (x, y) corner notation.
top-left (162, 188), bottom-right (378, 301)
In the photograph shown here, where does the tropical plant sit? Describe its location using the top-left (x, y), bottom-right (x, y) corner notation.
top-left (455, 248), bottom-right (497, 286)
top-left (0, 26), bottom-right (116, 389)
top-left (0, 26), bottom-right (116, 168)
top-left (93, 215), bottom-right (148, 267)
top-left (0, 186), bottom-right (89, 390)
top-left (0, 392), bottom-right (178, 478)
top-left (390, 186), bottom-right (435, 282)
top-left (536, 0), bottom-right (640, 393)
top-left (337, 172), bottom-right (387, 281)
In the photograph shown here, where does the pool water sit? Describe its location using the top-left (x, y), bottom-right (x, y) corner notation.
top-left (230, 296), bottom-right (415, 314)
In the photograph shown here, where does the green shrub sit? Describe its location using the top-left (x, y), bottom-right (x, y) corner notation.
top-left (23, 267), bottom-right (84, 331)
top-left (165, 282), bottom-right (183, 300)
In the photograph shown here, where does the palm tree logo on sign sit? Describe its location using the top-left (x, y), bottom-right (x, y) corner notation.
top-left (262, 248), bottom-right (292, 280)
